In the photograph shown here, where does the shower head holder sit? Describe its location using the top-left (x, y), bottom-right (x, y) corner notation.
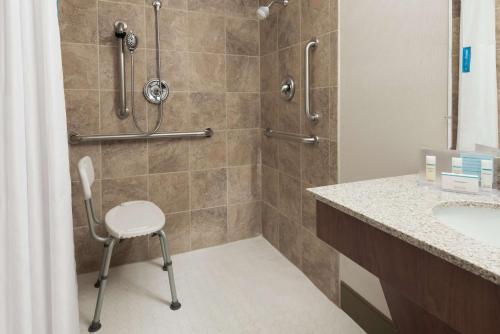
top-left (114, 21), bottom-right (127, 38)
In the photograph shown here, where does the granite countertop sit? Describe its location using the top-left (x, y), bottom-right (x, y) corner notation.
top-left (308, 175), bottom-right (500, 285)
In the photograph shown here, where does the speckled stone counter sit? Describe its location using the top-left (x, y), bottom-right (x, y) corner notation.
top-left (308, 175), bottom-right (500, 285)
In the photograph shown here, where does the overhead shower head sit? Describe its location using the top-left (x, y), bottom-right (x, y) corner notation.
top-left (126, 32), bottom-right (138, 52)
top-left (256, 6), bottom-right (270, 20)
top-left (256, 0), bottom-right (289, 20)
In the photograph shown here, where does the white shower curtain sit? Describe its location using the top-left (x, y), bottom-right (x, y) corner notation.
top-left (0, 1), bottom-right (79, 334)
top-left (457, 0), bottom-right (498, 150)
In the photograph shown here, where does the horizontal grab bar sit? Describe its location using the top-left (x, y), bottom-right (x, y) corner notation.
top-left (69, 128), bottom-right (213, 144)
top-left (264, 128), bottom-right (319, 144)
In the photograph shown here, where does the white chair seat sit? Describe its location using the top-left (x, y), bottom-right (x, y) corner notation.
top-left (105, 200), bottom-right (165, 239)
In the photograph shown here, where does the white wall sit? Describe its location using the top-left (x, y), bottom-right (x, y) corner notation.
top-left (338, 0), bottom-right (450, 318)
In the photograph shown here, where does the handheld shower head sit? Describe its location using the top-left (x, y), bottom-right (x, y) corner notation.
top-left (256, 0), bottom-right (289, 20)
top-left (126, 32), bottom-right (138, 52)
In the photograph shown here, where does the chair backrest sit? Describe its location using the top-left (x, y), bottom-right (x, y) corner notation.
top-left (78, 156), bottom-right (95, 200)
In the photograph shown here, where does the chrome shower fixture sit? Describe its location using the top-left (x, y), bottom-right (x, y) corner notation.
top-left (114, 21), bottom-right (129, 119)
top-left (256, 0), bottom-right (289, 20)
top-left (152, 0), bottom-right (162, 10)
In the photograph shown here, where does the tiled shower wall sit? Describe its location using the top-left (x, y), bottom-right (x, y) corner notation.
top-left (59, 0), bottom-right (263, 274)
top-left (259, 0), bottom-right (340, 302)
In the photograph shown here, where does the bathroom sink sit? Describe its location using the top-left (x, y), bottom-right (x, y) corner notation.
top-left (433, 204), bottom-right (500, 248)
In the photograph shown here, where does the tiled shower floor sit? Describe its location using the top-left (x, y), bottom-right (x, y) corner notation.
top-left (78, 236), bottom-right (365, 334)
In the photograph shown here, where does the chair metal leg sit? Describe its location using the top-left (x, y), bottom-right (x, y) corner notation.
top-left (158, 230), bottom-right (181, 310)
top-left (89, 238), bottom-right (116, 332)
top-left (94, 241), bottom-right (111, 288)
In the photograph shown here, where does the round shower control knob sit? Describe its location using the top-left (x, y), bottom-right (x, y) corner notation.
top-left (280, 77), bottom-right (295, 101)
top-left (143, 79), bottom-right (169, 104)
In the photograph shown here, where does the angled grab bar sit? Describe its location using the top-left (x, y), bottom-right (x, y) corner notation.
top-left (264, 128), bottom-right (319, 144)
top-left (69, 128), bottom-right (213, 144)
top-left (304, 37), bottom-right (320, 122)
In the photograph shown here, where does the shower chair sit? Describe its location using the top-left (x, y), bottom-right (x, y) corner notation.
top-left (77, 156), bottom-right (181, 332)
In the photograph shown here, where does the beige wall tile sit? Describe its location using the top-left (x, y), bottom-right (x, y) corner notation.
top-left (262, 203), bottom-right (279, 248)
top-left (189, 92), bottom-right (227, 129)
top-left (260, 52), bottom-right (278, 92)
top-left (261, 93), bottom-right (279, 129)
top-left (279, 44), bottom-right (301, 91)
top-left (277, 93), bottom-right (300, 133)
top-left (301, 0), bottom-right (331, 40)
top-left (278, 172), bottom-right (300, 219)
top-left (190, 168), bottom-right (227, 209)
top-left (101, 176), bottom-right (148, 212)
top-left (61, 44), bottom-right (98, 89)
top-left (301, 139), bottom-right (330, 186)
top-left (146, 8), bottom-right (188, 50)
top-left (59, 0), bottom-right (97, 44)
top-left (147, 50), bottom-right (190, 92)
top-left (278, 140), bottom-right (300, 179)
top-left (301, 183), bottom-right (316, 234)
top-left (226, 18), bottom-right (259, 56)
top-left (228, 202), bottom-right (261, 241)
top-left (260, 14), bottom-right (278, 55)
top-left (65, 90), bottom-right (99, 134)
top-left (226, 55), bottom-right (260, 92)
top-left (191, 206), bottom-right (228, 249)
top-left (148, 140), bottom-right (189, 173)
top-left (101, 141), bottom-right (148, 178)
top-left (227, 93), bottom-right (260, 129)
top-left (188, 13), bottom-right (226, 53)
top-left (188, 0), bottom-right (225, 14)
top-left (302, 228), bottom-right (339, 302)
top-left (225, 0), bottom-right (259, 18)
top-left (149, 211), bottom-right (191, 258)
top-left (330, 0), bottom-right (338, 31)
top-left (330, 31), bottom-right (338, 87)
top-left (98, 1), bottom-right (145, 46)
top-left (262, 165), bottom-right (278, 207)
top-left (329, 140), bottom-right (338, 184)
top-left (149, 92), bottom-right (191, 132)
top-left (189, 53), bottom-right (226, 92)
top-left (189, 131), bottom-right (227, 170)
top-left (330, 87), bottom-right (338, 140)
top-left (278, 213), bottom-right (302, 268)
top-left (149, 172), bottom-right (190, 213)
top-left (228, 165), bottom-right (261, 204)
top-left (261, 134), bottom-right (279, 168)
top-left (277, 0), bottom-right (300, 48)
top-left (227, 129), bottom-right (261, 166)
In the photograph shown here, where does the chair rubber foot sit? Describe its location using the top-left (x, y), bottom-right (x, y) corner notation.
top-left (88, 321), bottom-right (102, 332)
top-left (162, 264), bottom-right (168, 271)
top-left (170, 301), bottom-right (181, 310)
top-left (94, 280), bottom-right (101, 288)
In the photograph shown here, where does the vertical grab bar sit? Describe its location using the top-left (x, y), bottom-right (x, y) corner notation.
top-left (114, 21), bottom-right (129, 119)
top-left (304, 37), bottom-right (319, 122)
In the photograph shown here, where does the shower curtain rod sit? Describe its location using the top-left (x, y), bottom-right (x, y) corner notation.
top-left (69, 128), bottom-right (213, 144)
